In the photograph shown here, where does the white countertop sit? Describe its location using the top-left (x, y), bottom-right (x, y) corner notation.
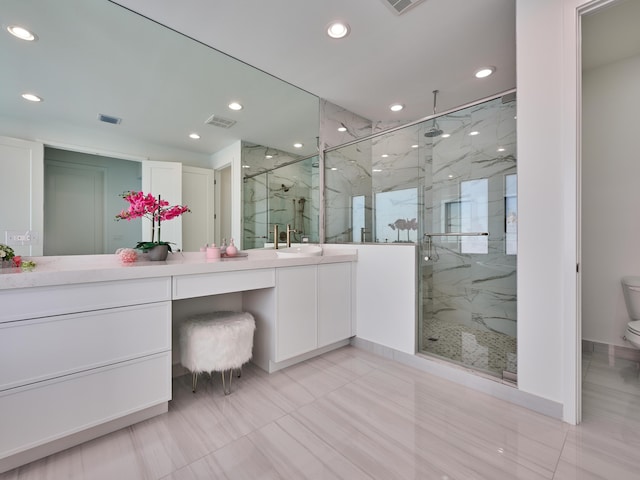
top-left (0, 247), bottom-right (357, 290)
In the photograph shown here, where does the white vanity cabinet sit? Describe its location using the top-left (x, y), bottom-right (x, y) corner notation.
top-left (317, 262), bottom-right (352, 348)
top-left (272, 262), bottom-right (353, 364)
top-left (275, 265), bottom-right (318, 361)
top-left (0, 277), bottom-right (172, 468)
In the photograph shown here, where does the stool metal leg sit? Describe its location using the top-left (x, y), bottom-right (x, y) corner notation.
top-left (192, 372), bottom-right (198, 393)
top-left (221, 370), bottom-right (233, 395)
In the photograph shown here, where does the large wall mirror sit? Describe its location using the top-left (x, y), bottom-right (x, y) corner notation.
top-left (0, 0), bottom-right (319, 255)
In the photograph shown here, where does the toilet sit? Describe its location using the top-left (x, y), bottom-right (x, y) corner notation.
top-left (622, 276), bottom-right (640, 348)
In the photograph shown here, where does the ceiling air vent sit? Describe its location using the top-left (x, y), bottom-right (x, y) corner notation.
top-left (381, 0), bottom-right (426, 15)
top-left (97, 113), bottom-right (122, 125)
top-left (204, 114), bottom-right (236, 129)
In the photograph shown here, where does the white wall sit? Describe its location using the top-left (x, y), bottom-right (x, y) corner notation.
top-left (517, 0), bottom-right (566, 410)
top-left (582, 54), bottom-right (640, 346)
top-left (346, 244), bottom-right (417, 354)
top-left (516, 0), bottom-right (600, 424)
top-left (211, 142), bottom-right (242, 244)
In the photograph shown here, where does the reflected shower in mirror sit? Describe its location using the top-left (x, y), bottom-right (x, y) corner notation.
top-left (0, 0), bottom-right (319, 254)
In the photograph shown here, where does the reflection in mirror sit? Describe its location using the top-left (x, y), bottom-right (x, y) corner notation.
top-left (43, 147), bottom-right (141, 256)
top-left (0, 0), bottom-right (319, 255)
top-left (242, 152), bottom-right (319, 250)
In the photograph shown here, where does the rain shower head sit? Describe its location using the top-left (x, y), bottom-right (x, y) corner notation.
top-left (424, 127), bottom-right (443, 138)
top-left (424, 89), bottom-right (443, 138)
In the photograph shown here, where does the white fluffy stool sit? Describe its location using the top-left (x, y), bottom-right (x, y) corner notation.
top-left (179, 311), bottom-right (255, 395)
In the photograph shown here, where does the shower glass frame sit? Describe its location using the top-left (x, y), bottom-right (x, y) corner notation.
top-left (323, 91), bottom-right (517, 380)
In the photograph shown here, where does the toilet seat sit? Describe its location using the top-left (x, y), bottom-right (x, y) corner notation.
top-left (628, 321), bottom-right (640, 336)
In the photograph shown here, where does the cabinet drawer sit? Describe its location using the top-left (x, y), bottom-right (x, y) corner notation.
top-left (0, 302), bottom-right (171, 392)
top-left (0, 352), bottom-right (171, 459)
top-left (172, 268), bottom-right (275, 299)
top-left (0, 277), bottom-right (171, 322)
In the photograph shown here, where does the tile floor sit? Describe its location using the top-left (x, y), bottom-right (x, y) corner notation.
top-left (1, 346), bottom-right (639, 479)
top-left (421, 318), bottom-right (517, 377)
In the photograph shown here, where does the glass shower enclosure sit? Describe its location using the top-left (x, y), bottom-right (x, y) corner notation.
top-left (243, 156), bottom-right (320, 250)
top-left (324, 93), bottom-right (517, 380)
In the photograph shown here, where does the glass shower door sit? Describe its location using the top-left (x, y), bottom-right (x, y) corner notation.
top-left (419, 95), bottom-right (518, 381)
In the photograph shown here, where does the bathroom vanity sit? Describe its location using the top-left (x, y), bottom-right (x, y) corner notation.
top-left (0, 248), bottom-right (356, 472)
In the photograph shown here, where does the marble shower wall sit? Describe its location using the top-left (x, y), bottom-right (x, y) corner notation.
top-left (423, 97), bottom-right (517, 339)
top-left (323, 95), bottom-right (517, 340)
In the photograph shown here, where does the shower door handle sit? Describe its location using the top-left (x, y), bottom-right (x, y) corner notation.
top-left (422, 232), bottom-right (489, 261)
top-left (423, 232), bottom-right (489, 238)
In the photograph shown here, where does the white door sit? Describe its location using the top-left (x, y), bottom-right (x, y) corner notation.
top-left (182, 165), bottom-right (214, 252)
top-left (44, 161), bottom-right (105, 255)
top-left (141, 161), bottom-right (183, 250)
top-left (0, 137), bottom-right (44, 256)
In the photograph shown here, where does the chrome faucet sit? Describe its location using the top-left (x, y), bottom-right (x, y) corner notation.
top-left (360, 227), bottom-right (370, 243)
top-left (286, 224), bottom-right (297, 247)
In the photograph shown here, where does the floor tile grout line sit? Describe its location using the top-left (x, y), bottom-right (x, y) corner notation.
top-left (550, 428), bottom-right (571, 479)
top-left (246, 412), bottom-right (375, 480)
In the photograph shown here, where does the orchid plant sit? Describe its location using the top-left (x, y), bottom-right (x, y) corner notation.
top-left (0, 243), bottom-right (15, 263)
top-left (115, 191), bottom-right (190, 252)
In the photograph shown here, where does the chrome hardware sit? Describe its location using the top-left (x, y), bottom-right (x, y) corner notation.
top-left (271, 225), bottom-right (279, 249)
top-left (286, 224), bottom-right (297, 247)
top-left (360, 227), bottom-right (370, 243)
top-left (423, 232), bottom-right (489, 262)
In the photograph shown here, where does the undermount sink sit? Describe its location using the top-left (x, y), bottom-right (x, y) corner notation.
top-left (276, 245), bottom-right (323, 258)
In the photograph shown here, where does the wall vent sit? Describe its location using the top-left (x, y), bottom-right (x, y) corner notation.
top-left (381, 0), bottom-right (426, 15)
top-left (204, 114), bottom-right (236, 129)
top-left (97, 113), bottom-right (122, 125)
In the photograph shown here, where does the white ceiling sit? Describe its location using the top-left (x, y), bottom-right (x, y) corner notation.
top-left (113, 0), bottom-right (517, 124)
top-left (4, 0), bottom-right (638, 164)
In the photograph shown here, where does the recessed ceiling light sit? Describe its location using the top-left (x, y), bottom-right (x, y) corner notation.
top-left (497, 147), bottom-right (506, 152)
top-left (469, 131), bottom-right (479, 136)
top-left (7, 25), bottom-right (37, 41)
top-left (265, 155), bottom-right (273, 159)
top-left (189, 133), bottom-right (200, 139)
top-left (373, 169), bottom-right (382, 173)
top-left (411, 144), bottom-right (419, 148)
top-left (327, 21), bottom-right (350, 39)
top-left (381, 154), bottom-right (389, 158)
top-left (474, 66), bottom-right (496, 79)
top-left (448, 175), bottom-right (454, 178)
top-left (441, 133), bottom-right (451, 138)
top-left (337, 126), bottom-right (347, 132)
top-left (390, 104), bottom-right (404, 112)
top-left (293, 143), bottom-right (303, 148)
top-left (228, 102), bottom-right (243, 111)
top-left (21, 93), bottom-right (42, 102)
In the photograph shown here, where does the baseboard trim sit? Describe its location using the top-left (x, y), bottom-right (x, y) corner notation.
top-left (351, 337), bottom-right (563, 420)
top-left (0, 403), bottom-right (168, 474)
top-left (582, 339), bottom-right (640, 361)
